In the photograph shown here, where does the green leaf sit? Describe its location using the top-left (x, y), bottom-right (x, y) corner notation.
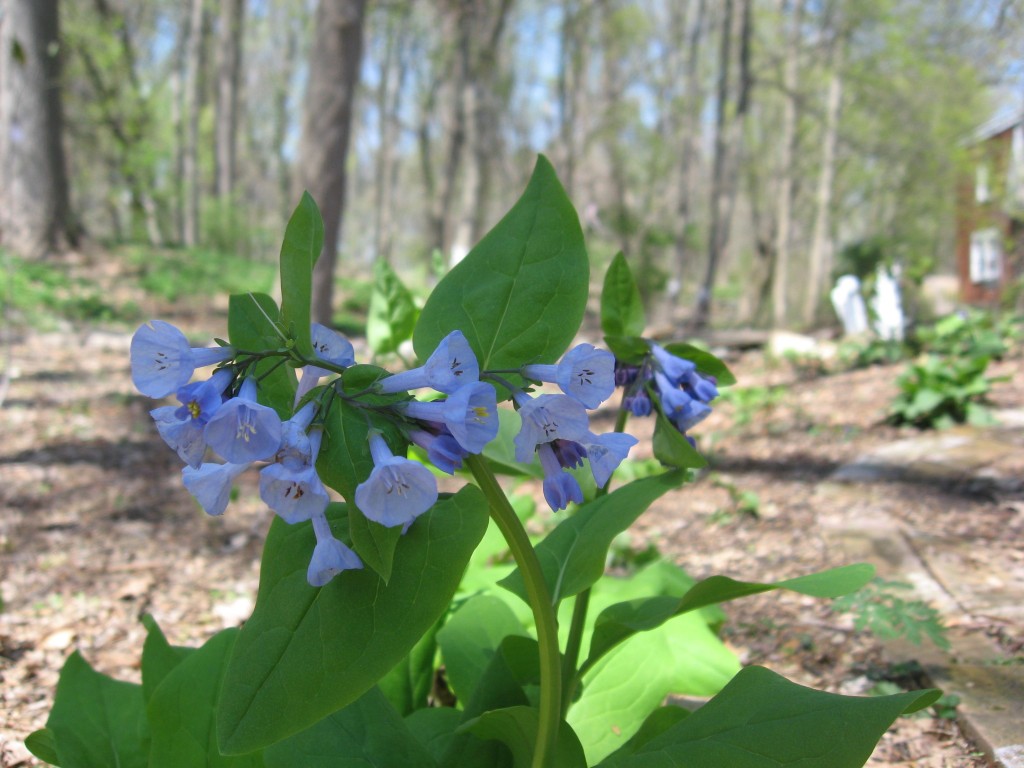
top-left (601, 253), bottom-right (646, 338)
top-left (436, 594), bottom-right (529, 703)
top-left (317, 385), bottom-right (403, 495)
top-left (608, 705), bottom-right (691, 758)
top-left (378, 615), bottom-right (443, 717)
top-left (140, 613), bottom-right (194, 704)
top-left (597, 666), bottom-right (941, 767)
top-left (603, 335), bottom-right (650, 364)
top-left (662, 342), bottom-right (737, 386)
top-left (263, 687), bottom-right (437, 768)
top-left (585, 564), bottom-right (876, 670)
top-left (24, 728), bottom-right (60, 765)
top-left (414, 155), bottom-right (589, 371)
top-left (44, 651), bottom-right (149, 768)
top-left (148, 628), bottom-right (261, 767)
top-left (569, 612), bottom-right (739, 764)
top-left (368, 260), bottom-right (419, 356)
top-left (228, 293), bottom-right (296, 418)
top-left (499, 472), bottom-right (685, 605)
top-left (405, 709), bottom-right (464, 766)
top-left (347, 502), bottom-right (403, 582)
top-left (217, 486), bottom-right (489, 754)
top-left (279, 192), bottom-right (324, 356)
top-left (461, 707), bottom-right (587, 768)
top-left (652, 408), bottom-right (708, 469)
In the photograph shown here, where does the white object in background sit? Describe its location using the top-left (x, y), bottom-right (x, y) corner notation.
top-left (830, 274), bottom-right (869, 336)
top-left (872, 265), bottom-right (904, 341)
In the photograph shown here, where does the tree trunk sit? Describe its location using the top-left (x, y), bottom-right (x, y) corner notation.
top-left (803, 37), bottom-right (844, 326)
top-left (771, 0), bottom-right (805, 329)
top-left (693, 0), bottom-right (751, 331)
top-left (296, 0), bottom-right (367, 326)
top-left (215, 0), bottom-right (245, 203)
top-left (666, 0), bottom-right (706, 320)
top-left (0, 0), bottom-right (74, 258)
top-left (372, 4), bottom-right (410, 264)
top-left (182, 0), bottom-right (206, 247)
top-left (431, 1), bottom-right (471, 262)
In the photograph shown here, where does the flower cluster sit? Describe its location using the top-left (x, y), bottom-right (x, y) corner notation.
top-left (130, 321), bottom-right (639, 584)
top-left (614, 341), bottom-right (720, 438)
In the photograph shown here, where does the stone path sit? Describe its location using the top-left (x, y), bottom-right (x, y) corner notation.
top-left (823, 411), bottom-right (1024, 768)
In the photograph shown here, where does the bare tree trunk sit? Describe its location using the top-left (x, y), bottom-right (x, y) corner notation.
top-left (431, 1), bottom-right (471, 262)
top-left (372, 4), bottom-right (411, 264)
top-left (273, 9), bottom-right (300, 223)
top-left (666, 0), bottom-right (707, 318)
top-left (693, 0), bottom-right (752, 331)
top-left (296, 0), bottom-right (367, 326)
top-left (556, 0), bottom-right (585, 200)
top-left (215, 0), bottom-right (245, 203)
top-left (0, 0), bottom-right (74, 258)
top-left (182, 0), bottom-right (206, 247)
top-left (771, 0), bottom-right (805, 329)
top-left (803, 37), bottom-right (844, 326)
top-left (467, 0), bottom-right (513, 245)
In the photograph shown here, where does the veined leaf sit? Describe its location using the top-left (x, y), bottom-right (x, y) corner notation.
top-left (597, 666), bottom-right (940, 767)
top-left (414, 156), bottom-right (588, 371)
top-left (279, 191), bottom-right (324, 357)
top-left (585, 564), bottom-right (876, 669)
top-left (601, 253), bottom-right (646, 338)
top-left (217, 486), bottom-right (488, 754)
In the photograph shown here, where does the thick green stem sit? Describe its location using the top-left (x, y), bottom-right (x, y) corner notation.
top-left (560, 406), bottom-right (633, 715)
top-left (466, 454), bottom-right (561, 768)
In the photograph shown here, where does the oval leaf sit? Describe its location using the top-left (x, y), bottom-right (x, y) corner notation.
top-left (217, 486), bottom-right (488, 754)
top-left (413, 155), bottom-right (589, 371)
top-left (499, 472), bottom-right (685, 605)
top-left (597, 666), bottom-right (941, 768)
top-left (601, 252), bottom-right (646, 338)
top-left (279, 191), bottom-right (324, 356)
top-left (585, 564), bottom-right (876, 669)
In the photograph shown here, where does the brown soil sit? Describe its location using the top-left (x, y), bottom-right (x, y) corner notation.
top-left (1, 298), bottom-right (1020, 766)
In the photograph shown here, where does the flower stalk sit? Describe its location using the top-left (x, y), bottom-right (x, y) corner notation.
top-left (466, 454), bottom-right (561, 768)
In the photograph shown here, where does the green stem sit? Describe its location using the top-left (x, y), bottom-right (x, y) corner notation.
top-left (560, 406), bottom-right (633, 714)
top-left (466, 454), bottom-right (561, 768)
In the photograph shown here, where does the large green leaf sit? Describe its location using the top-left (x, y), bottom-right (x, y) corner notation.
top-left (597, 666), bottom-right (941, 767)
top-left (148, 628), bottom-right (261, 767)
top-left (42, 651), bottom-right (149, 768)
top-left (377, 614), bottom-right (443, 717)
top-left (141, 613), bottom-right (194, 705)
top-left (263, 687), bottom-right (436, 768)
top-left (316, 379), bottom-right (409, 578)
top-left (652, 407), bottom-right (708, 469)
top-left (585, 564), bottom-right (875, 669)
top-left (601, 252), bottom-right (646, 338)
top-left (568, 612), bottom-right (740, 765)
top-left (413, 155), bottom-right (589, 371)
top-left (227, 293), bottom-right (296, 418)
top-left (23, 728), bottom-right (60, 765)
top-left (367, 260), bottom-right (419, 357)
top-left (436, 594), bottom-right (529, 703)
top-left (461, 706), bottom-right (587, 768)
top-left (499, 472), bottom-right (685, 604)
top-left (217, 486), bottom-right (488, 754)
top-left (278, 191), bottom-right (324, 357)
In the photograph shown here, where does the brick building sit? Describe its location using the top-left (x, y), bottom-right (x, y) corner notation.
top-left (955, 110), bottom-right (1024, 306)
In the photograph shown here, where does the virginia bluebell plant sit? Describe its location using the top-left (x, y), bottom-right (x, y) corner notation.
top-left (28, 159), bottom-right (939, 768)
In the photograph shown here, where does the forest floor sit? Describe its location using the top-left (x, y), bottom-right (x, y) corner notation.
top-left (1, 267), bottom-right (1022, 766)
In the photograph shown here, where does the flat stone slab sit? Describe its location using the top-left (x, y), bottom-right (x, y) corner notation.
top-left (822, 506), bottom-right (1024, 767)
top-left (831, 427), bottom-right (1022, 492)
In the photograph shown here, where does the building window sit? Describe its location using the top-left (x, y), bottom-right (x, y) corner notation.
top-left (975, 163), bottom-right (990, 203)
top-left (969, 228), bottom-right (1002, 283)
